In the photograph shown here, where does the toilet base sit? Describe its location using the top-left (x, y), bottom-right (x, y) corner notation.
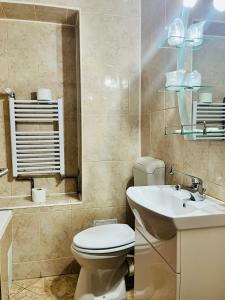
top-left (74, 268), bottom-right (127, 300)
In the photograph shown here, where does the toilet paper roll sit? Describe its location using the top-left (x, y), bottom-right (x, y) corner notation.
top-left (199, 92), bottom-right (212, 103)
top-left (32, 188), bottom-right (47, 203)
top-left (37, 88), bottom-right (52, 101)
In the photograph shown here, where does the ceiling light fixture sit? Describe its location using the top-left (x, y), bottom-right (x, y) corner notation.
top-left (183, 0), bottom-right (198, 8)
top-left (213, 0), bottom-right (225, 12)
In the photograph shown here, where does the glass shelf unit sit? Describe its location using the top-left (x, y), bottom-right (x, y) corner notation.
top-left (159, 85), bottom-right (213, 93)
top-left (165, 124), bottom-right (225, 138)
top-left (160, 36), bottom-right (211, 50)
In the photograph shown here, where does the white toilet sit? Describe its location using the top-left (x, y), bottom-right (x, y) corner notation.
top-left (71, 224), bottom-right (135, 300)
top-left (71, 157), bottom-right (165, 300)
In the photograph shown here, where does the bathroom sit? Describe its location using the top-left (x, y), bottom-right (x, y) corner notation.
top-left (0, 0), bottom-right (224, 299)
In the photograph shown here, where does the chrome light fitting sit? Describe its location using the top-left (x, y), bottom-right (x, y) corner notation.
top-left (183, 0), bottom-right (198, 8)
top-left (213, 0), bottom-right (225, 12)
top-left (183, 0), bottom-right (225, 12)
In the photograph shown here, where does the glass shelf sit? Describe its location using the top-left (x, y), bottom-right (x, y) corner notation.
top-left (159, 85), bottom-right (213, 93)
top-left (165, 124), bottom-right (225, 137)
top-left (160, 36), bottom-right (212, 50)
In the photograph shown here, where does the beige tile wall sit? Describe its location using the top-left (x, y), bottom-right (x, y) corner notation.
top-left (12, 204), bottom-right (127, 279)
top-left (0, 0), bottom-right (141, 279)
top-left (141, 0), bottom-right (225, 202)
top-left (0, 18), bottom-right (78, 196)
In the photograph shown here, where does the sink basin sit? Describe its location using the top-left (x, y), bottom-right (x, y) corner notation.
top-left (127, 185), bottom-right (225, 240)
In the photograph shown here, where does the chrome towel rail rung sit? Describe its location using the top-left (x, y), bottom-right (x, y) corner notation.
top-left (14, 100), bottom-right (58, 104)
top-left (18, 162), bottom-right (60, 166)
top-left (17, 153), bottom-right (60, 157)
top-left (16, 140), bottom-right (59, 145)
top-left (15, 118), bottom-right (58, 122)
top-left (17, 166), bottom-right (60, 171)
top-left (17, 170), bottom-right (60, 175)
top-left (16, 131), bottom-right (59, 135)
top-left (16, 136), bottom-right (59, 140)
top-left (16, 145), bottom-right (60, 149)
top-left (17, 158), bottom-right (59, 162)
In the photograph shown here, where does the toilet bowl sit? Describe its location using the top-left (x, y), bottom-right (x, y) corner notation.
top-left (71, 224), bottom-right (135, 300)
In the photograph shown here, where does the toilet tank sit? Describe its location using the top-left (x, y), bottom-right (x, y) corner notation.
top-left (133, 157), bottom-right (165, 186)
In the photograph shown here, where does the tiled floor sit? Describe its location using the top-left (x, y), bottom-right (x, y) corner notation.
top-left (10, 274), bottom-right (134, 300)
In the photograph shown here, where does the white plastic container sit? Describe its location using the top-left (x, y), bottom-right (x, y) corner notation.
top-left (187, 21), bottom-right (205, 47)
top-left (168, 18), bottom-right (185, 46)
top-left (166, 69), bottom-right (186, 89)
top-left (133, 157), bottom-right (165, 186)
top-left (185, 70), bottom-right (202, 90)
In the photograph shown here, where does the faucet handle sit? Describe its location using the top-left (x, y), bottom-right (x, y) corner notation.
top-left (175, 184), bottom-right (182, 191)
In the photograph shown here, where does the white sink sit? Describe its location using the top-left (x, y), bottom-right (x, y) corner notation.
top-left (127, 185), bottom-right (225, 240)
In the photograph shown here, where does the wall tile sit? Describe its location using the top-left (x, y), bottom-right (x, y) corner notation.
top-left (150, 110), bottom-right (166, 159)
top-left (12, 213), bottom-right (40, 263)
top-left (183, 140), bottom-right (209, 181)
top-left (141, 113), bottom-right (151, 156)
top-left (13, 262), bottom-right (41, 280)
top-left (35, 5), bottom-right (67, 23)
top-left (82, 161), bottom-right (133, 208)
top-left (39, 208), bottom-right (72, 260)
top-left (208, 142), bottom-right (225, 186)
top-left (81, 64), bottom-right (129, 115)
top-left (83, 113), bottom-right (139, 162)
top-left (70, 206), bottom-right (126, 236)
top-left (34, 0), bottom-right (139, 17)
top-left (207, 182), bottom-right (225, 202)
top-left (40, 257), bottom-right (74, 277)
top-left (81, 13), bottom-right (139, 73)
top-left (2, 3), bottom-right (35, 20)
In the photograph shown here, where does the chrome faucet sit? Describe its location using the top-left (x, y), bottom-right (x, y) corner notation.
top-left (170, 166), bottom-right (206, 200)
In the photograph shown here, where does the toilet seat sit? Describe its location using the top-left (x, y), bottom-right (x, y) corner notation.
top-left (72, 241), bottom-right (135, 254)
top-left (72, 224), bottom-right (135, 254)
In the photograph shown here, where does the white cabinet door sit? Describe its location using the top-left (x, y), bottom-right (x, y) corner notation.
top-left (180, 228), bottom-right (225, 300)
top-left (135, 221), bottom-right (180, 273)
top-left (135, 228), bottom-right (180, 300)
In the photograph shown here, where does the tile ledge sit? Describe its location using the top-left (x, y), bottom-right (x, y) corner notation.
top-left (0, 193), bottom-right (81, 210)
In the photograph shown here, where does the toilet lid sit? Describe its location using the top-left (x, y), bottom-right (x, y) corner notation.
top-left (73, 224), bottom-right (135, 250)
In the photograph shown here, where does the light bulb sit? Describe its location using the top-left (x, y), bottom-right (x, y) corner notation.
top-left (183, 0), bottom-right (198, 7)
top-left (213, 0), bottom-right (225, 11)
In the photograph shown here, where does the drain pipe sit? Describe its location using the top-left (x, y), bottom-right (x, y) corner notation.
top-left (118, 255), bottom-right (135, 279)
top-left (106, 254), bottom-right (134, 293)
top-left (126, 255), bottom-right (135, 277)
top-left (16, 176), bottom-right (34, 196)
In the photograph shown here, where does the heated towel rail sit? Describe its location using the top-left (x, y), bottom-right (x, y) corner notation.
top-left (192, 100), bottom-right (225, 140)
top-left (9, 98), bottom-right (65, 177)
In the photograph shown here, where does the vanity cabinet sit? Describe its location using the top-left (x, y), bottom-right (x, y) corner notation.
top-left (135, 221), bottom-right (225, 300)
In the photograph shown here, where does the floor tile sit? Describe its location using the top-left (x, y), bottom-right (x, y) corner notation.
top-left (13, 278), bottom-right (41, 289)
top-left (25, 275), bottom-right (77, 299)
top-left (10, 289), bottom-right (44, 300)
top-left (127, 289), bottom-right (134, 300)
top-left (9, 282), bottom-right (25, 298)
top-left (11, 274), bottom-right (134, 300)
